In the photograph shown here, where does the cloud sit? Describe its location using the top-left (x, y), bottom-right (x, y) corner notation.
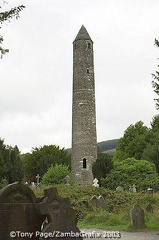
top-left (0, 0), bottom-right (159, 152)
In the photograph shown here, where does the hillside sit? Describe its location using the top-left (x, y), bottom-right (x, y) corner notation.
top-left (67, 139), bottom-right (119, 155)
top-left (97, 139), bottom-right (118, 153)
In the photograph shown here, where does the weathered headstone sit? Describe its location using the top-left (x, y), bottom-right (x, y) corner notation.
top-left (0, 182), bottom-right (45, 240)
top-left (97, 195), bottom-right (106, 209)
top-left (65, 175), bottom-right (71, 185)
top-left (116, 186), bottom-right (124, 191)
top-left (90, 195), bottom-right (106, 210)
top-left (60, 196), bottom-right (78, 224)
top-left (147, 187), bottom-right (153, 194)
top-left (31, 181), bottom-right (36, 191)
top-left (129, 184), bottom-right (137, 193)
top-left (146, 204), bottom-right (153, 213)
top-left (130, 205), bottom-right (145, 228)
top-left (132, 184), bottom-right (137, 193)
top-left (38, 187), bottom-right (81, 240)
top-left (0, 182), bottom-right (81, 240)
top-left (90, 196), bottom-right (98, 210)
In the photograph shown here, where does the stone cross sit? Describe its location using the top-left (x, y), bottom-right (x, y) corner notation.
top-left (36, 174), bottom-right (40, 184)
top-left (38, 187), bottom-right (81, 239)
top-left (36, 174), bottom-right (41, 190)
top-left (92, 178), bottom-right (99, 187)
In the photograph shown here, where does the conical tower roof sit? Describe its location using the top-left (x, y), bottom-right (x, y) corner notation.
top-left (74, 25), bottom-right (93, 42)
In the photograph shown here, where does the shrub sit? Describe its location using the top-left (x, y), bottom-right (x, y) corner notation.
top-left (101, 158), bottom-right (159, 191)
top-left (42, 164), bottom-right (70, 185)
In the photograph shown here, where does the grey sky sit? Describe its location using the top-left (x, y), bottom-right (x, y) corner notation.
top-left (0, 0), bottom-right (159, 153)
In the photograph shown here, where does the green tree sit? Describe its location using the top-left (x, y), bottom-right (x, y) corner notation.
top-left (42, 163), bottom-right (70, 185)
top-left (0, 1), bottom-right (25, 57)
top-left (114, 121), bottom-right (149, 161)
top-left (92, 153), bottom-right (114, 183)
top-left (23, 145), bottom-right (71, 181)
top-left (5, 145), bottom-right (23, 182)
top-left (0, 139), bottom-right (23, 183)
top-left (101, 158), bottom-right (159, 191)
top-left (142, 141), bottom-right (159, 175)
top-left (151, 114), bottom-right (159, 132)
top-left (0, 138), bottom-right (7, 181)
top-left (141, 115), bottom-right (159, 174)
top-left (152, 39), bottom-right (159, 109)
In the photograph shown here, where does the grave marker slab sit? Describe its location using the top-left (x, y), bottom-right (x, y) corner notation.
top-left (146, 204), bottom-right (153, 213)
top-left (0, 182), bottom-right (44, 240)
top-left (130, 205), bottom-right (145, 228)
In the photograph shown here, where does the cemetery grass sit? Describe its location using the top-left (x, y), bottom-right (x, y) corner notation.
top-left (35, 184), bottom-right (159, 232)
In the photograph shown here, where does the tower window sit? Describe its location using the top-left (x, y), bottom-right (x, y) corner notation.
top-left (88, 43), bottom-right (91, 49)
top-left (87, 68), bottom-right (89, 73)
top-left (83, 158), bottom-right (87, 169)
top-left (74, 44), bottom-right (76, 50)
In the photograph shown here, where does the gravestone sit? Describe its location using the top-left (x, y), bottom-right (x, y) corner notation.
top-left (132, 184), bottom-right (137, 193)
top-left (90, 195), bottom-right (106, 210)
top-left (97, 195), bottom-right (106, 209)
top-left (36, 174), bottom-right (41, 190)
top-left (90, 196), bottom-right (98, 210)
top-left (0, 182), bottom-right (45, 240)
top-left (38, 182), bottom-right (42, 190)
top-left (65, 175), bottom-right (71, 186)
top-left (129, 184), bottom-right (137, 193)
top-left (0, 183), bottom-right (81, 240)
top-left (130, 205), bottom-right (145, 228)
top-left (38, 187), bottom-right (81, 240)
top-left (31, 181), bottom-right (36, 191)
top-left (146, 204), bottom-right (153, 213)
top-left (116, 186), bottom-right (124, 191)
top-left (60, 196), bottom-right (78, 224)
top-left (92, 178), bottom-right (99, 187)
top-left (147, 187), bottom-right (153, 194)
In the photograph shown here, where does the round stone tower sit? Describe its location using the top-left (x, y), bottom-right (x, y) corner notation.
top-left (71, 25), bottom-right (97, 185)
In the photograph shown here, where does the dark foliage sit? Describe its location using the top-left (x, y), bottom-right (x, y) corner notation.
top-left (92, 153), bottom-right (114, 184)
top-left (0, 138), bottom-right (23, 183)
top-left (22, 145), bottom-right (71, 181)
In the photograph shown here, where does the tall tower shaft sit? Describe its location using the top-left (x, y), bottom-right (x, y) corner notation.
top-left (71, 25), bottom-right (97, 185)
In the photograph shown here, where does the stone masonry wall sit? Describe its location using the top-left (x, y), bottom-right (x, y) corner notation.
top-left (71, 26), bottom-right (97, 185)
